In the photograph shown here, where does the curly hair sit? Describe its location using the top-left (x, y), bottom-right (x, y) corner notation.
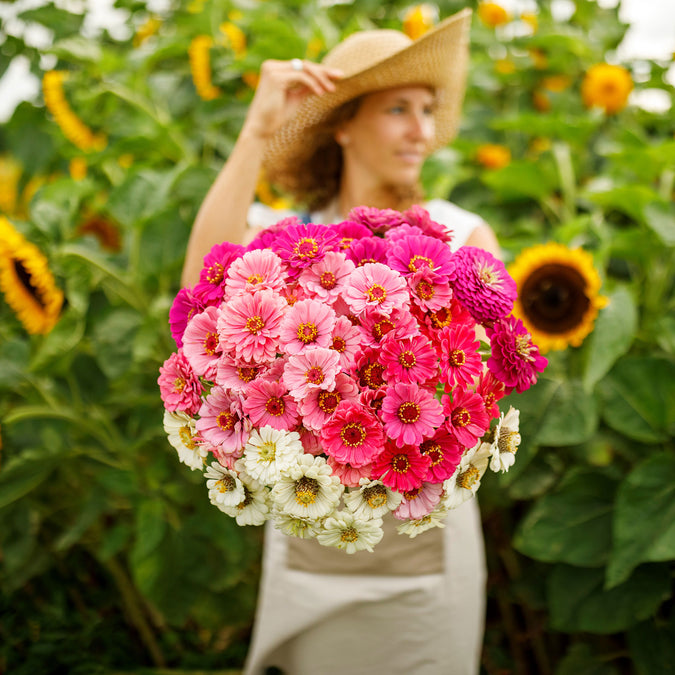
top-left (267, 96), bottom-right (423, 213)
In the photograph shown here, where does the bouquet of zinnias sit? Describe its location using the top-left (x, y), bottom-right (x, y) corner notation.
top-left (159, 206), bottom-right (547, 552)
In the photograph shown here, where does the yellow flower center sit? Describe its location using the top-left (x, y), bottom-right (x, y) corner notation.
top-left (294, 476), bottom-right (319, 505)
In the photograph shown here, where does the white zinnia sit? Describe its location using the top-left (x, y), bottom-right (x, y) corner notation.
top-left (242, 425), bottom-right (304, 485)
top-left (488, 406), bottom-right (521, 473)
top-left (317, 511), bottom-right (384, 553)
top-left (204, 461), bottom-right (245, 507)
top-left (163, 409), bottom-right (208, 470)
top-left (443, 442), bottom-right (492, 509)
top-left (270, 507), bottom-right (321, 539)
top-left (396, 505), bottom-right (447, 538)
top-left (343, 479), bottom-right (403, 520)
top-left (219, 473), bottom-right (270, 526)
top-left (271, 454), bottom-right (343, 520)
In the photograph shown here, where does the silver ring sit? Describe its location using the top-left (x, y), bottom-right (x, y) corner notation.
top-left (291, 58), bottom-right (304, 72)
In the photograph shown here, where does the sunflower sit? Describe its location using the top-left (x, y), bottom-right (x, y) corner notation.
top-left (0, 217), bottom-right (64, 335)
top-left (581, 63), bottom-right (633, 115)
top-left (478, 2), bottom-right (510, 28)
top-left (508, 242), bottom-right (608, 352)
top-left (402, 5), bottom-right (437, 40)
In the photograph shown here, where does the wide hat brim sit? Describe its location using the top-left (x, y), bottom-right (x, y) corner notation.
top-left (263, 8), bottom-right (473, 181)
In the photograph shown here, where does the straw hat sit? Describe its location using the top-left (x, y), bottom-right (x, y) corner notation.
top-left (263, 8), bottom-right (473, 179)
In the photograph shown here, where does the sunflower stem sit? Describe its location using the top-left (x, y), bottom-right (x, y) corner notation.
top-left (552, 142), bottom-right (577, 223)
top-left (658, 168), bottom-right (674, 202)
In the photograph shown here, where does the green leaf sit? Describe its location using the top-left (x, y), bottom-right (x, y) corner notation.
top-left (555, 643), bottom-right (620, 675)
top-left (19, 4), bottom-right (85, 39)
top-left (606, 453), bottom-right (675, 589)
top-left (131, 498), bottom-right (166, 561)
top-left (54, 490), bottom-right (106, 552)
top-left (0, 339), bottom-right (30, 389)
top-left (28, 307), bottom-right (86, 373)
top-left (628, 611), bottom-right (675, 675)
top-left (91, 308), bottom-right (142, 379)
top-left (514, 468), bottom-right (616, 566)
top-left (599, 357), bottom-right (675, 443)
top-left (0, 453), bottom-right (59, 509)
top-left (48, 36), bottom-right (103, 63)
top-left (548, 564), bottom-right (671, 634)
top-left (482, 160), bottom-right (559, 201)
top-left (644, 202), bottom-right (675, 247)
top-left (580, 286), bottom-right (637, 390)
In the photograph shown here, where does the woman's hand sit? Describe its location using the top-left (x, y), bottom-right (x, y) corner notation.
top-left (241, 58), bottom-right (343, 140)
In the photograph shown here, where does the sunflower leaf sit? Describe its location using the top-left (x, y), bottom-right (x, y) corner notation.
top-left (606, 453), bottom-right (675, 589)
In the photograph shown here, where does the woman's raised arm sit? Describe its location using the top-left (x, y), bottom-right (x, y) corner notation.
top-left (181, 59), bottom-right (342, 287)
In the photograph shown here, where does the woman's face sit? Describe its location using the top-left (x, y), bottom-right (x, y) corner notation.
top-left (337, 86), bottom-right (436, 192)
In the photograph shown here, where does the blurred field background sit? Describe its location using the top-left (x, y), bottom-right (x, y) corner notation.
top-left (0, 1), bottom-right (674, 673)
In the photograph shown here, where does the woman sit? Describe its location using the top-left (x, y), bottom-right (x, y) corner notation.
top-left (182, 9), bottom-right (499, 674)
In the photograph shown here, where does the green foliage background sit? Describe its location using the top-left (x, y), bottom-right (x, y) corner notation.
top-left (0, 0), bottom-right (673, 673)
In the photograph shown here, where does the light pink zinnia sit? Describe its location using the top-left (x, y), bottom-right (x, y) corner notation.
top-left (407, 267), bottom-right (452, 313)
top-left (297, 251), bottom-right (355, 303)
top-left (371, 441), bottom-right (431, 492)
top-left (196, 386), bottom-right (251, 454)
top-left (224, 248), bottom-right (286, 299)
top-left (216, 359), bottom-right (265, 393)
top-left (343, 262), bottom-right (409, 316)
top-left (278, 298), bottom-right (336, 355)
top-left (217, 288), bottom-right (287, 364)
top-left (358, 305), bottom-right (420, 347)
top-left (381, 382), bottom-right (445, 447)
top-left (182, 305), bottom-right (222, 379)
top-left (158, 349), bottom-right (203, 415)
top-left (242, 379), bottom-right (299, 430)
top-left (451, 246), bottom-right (517, 324)
top-left (487, 315), bottom-right (548, 394)
top-left (438, 323), bottom-right (483, 390)
top-left (442, 388), bottom-right (490, 448)
top-left (329, 316), bottom-right (362, 369)
top-left (327, 456), bottom-right (373, 488)
top-left (320, 400), bottom-right (385, 468)
top-left (393, 481), bottom-right (443, 520)
top-left (297, 372), bottom-right (360, 432)
top-left (419, 428), bottom-right (464, 483)
top-left (381, 334), bottom-right (439, 385)
top-left (283, 347), bottom-right (341, 399)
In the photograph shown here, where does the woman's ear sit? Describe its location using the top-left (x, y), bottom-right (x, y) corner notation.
top-left (335, 128), bottom-right (350, 146)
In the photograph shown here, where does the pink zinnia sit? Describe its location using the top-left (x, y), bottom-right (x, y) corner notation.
top-left (182, 305), bottom-right (222, 379)
top-left (487, 315), bottom-right (548, 394)
top-left (381, 334), bottom-right (439, 385)
top-left (283, 347), bottom-right (340, 399)
top-left (169, 286), bottom-right (204, 348)
top-left (353, 346), bottom-right (388, 390)
top-left (328, 220), bottom-right (373, 251)
top-left (278, 298), bottom-right (336, 355)
top-left (407, 267), bottom-right (452, 313)
top-left (196, 386), bottom-right (251, 453)
top-left (272, 221), bottom-right (338, 275)
top-left (418, 298), bottom-right (476, 345)
top-left (193, 241), bottom-right (245, 304)
top-left (358, 305), bottom-right (419, 347)
top-left (419, 428), bottom-right (464, 483)
top-left (224, 248), bottom-right (286, 299)
top-left (393, 481), bottom-right (443, 520)
top-left (217, 289), bottom-right (287, 364)
top-left (216, 359), bottom-right (265, 393)
top-left (297, 372), bottom-right (359, 432)
top-left (297, 251), bottom-right (355, 303)
top-left (344, 236), bottom-right (387, 267)
top-left (442, 388), bottom-right (490, 448)
top-left (371, 441), bottom-right (431, 492)
top-left (451, 247), bottom-right (517, 324)
top-left (158, 349), bottom-right (203, 415)
top-left (387, 234), bottom-right (455, 283)
top-left (348, 206), bottom-right (407, 234)
top-left (404, 204), bottom-right (453, 243)
top-left (476, 370), bottom-right (506, 419)
top-left (381, 382), bottom-right (444, 447)
top-left (384, 223), bottom-right (425, 245)
top-left (327, 456), bottom-right (373, 488)
top-left (242, 379), bottom-right (299, 430)
top-left (246, 216), bottom-right (295, 252)
top-left (343, 262), bottom-right (409, 316)
top-left (329, 316), bottom-right (362, 369)
top-left (438, 323), bottom-right (483, 390)
top-left (299, 428), bottom-right (323, 456)
top-left (320, 400), bottom-right (385, 468)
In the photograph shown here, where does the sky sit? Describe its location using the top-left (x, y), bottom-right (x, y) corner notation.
top-left (0, 0), bottom-right (674, 121)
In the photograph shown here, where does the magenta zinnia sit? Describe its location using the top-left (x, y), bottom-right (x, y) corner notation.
top-left (419, 428), bottom-right (464, 483)
top-left (194, 241), bottom-right (245, 304)
top-left (442, 388), bottom-right (490, 448)
top-left (371, 442), bottom-right (431, 492)
top-left (452, 246), bottom-right (517, 324)
top-left (438, 323), bottom-right (483, 389)
top-left (381, 334), bottom-right (438, 385)
top-left (272, 221), bottom-right (339, 275)
top-left (487, 315), bottom-right (548, 393)
top-left (387, 234), bottom-right (455, 283)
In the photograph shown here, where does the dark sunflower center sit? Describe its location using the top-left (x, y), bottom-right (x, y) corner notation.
top-left (520, 264), bottom-right (590, 333)
top-left (14, 259), bottom-right (46, 308)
